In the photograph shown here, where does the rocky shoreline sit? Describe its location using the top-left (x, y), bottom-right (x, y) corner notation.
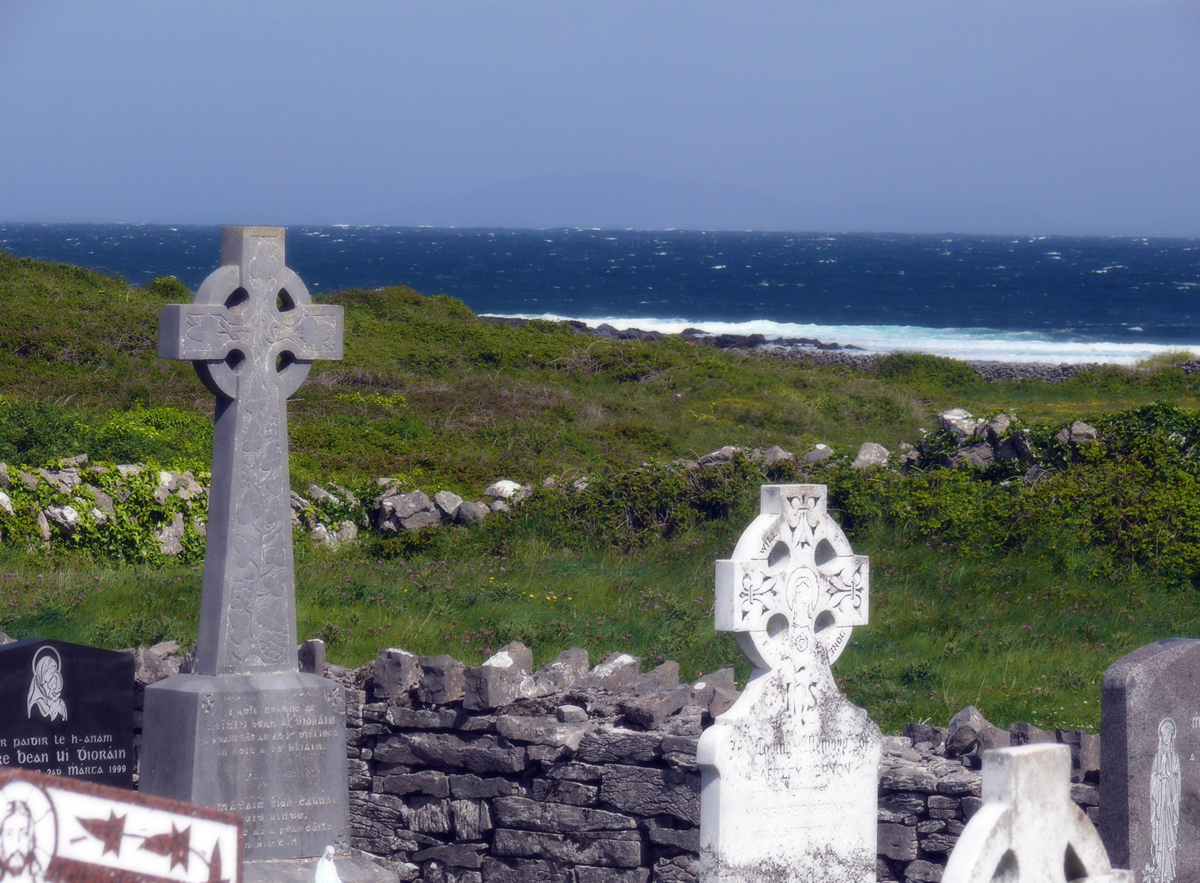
top-left (480, 316), bottom-right (1197, 384)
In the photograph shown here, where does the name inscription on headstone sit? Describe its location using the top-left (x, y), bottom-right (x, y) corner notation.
top-left (0, 639), bottom-right (134, 788)
top-left (204, 695), bottom-right (341, 851)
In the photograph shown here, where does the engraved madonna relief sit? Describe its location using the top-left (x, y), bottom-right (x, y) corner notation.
top-left (25, 647), bottom-right (65, 723)
top-left (1145, 717), bottom-right (1181, 883)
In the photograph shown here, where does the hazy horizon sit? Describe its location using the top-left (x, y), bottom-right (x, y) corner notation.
top-left (4, 2), bottom-right (1199, 237)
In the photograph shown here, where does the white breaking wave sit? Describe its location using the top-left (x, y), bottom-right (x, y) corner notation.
top-left (498, 313), bottom-right (1200, 365)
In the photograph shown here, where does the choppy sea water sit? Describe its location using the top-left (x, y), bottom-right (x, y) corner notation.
top-left (3, 223), bottom-right (1199, 364)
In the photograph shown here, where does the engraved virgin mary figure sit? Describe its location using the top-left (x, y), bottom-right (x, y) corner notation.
top-left (25, 648), bottom-right (66, 723)
top-left (1145, 716), bottom-right (1180, 883)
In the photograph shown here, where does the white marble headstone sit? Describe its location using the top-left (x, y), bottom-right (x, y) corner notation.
top-left (697, 484), bottom-right (881, 883)
top-left (944, 744), bottom-right (1131, 883)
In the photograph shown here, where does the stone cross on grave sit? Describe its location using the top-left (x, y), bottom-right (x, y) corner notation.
top-left (158, 226), bottom-right (342, 675)
top-left (142, 228), bottom-right (349, 862)
top-left (698, 484), bottom-right (881, 883)
top-left (944, 744), bottom-right (1132, 883)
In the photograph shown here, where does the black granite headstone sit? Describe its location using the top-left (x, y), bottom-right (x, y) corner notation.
top-left (0, 638), bottom-right (134, 788)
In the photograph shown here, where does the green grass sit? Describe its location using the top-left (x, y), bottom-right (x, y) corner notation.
top-left (2, 251), bottom-right (1200, 735)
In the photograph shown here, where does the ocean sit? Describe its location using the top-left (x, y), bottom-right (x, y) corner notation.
top-left (2, 222), bottom-right (1199, 365)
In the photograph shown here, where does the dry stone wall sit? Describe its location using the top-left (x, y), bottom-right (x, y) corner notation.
top-left (293, 644), bottom-right (1106, 883)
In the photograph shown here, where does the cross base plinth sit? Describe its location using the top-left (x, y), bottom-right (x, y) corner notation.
top-left (140, 673), bottom-right (349, 860)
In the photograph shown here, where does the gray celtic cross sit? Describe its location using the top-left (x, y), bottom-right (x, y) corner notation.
top-left (158, 227), bottom-right (342, 676)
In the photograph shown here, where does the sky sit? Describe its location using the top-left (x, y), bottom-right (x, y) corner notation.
top-left (2, 1), bottom-right (1200, 236)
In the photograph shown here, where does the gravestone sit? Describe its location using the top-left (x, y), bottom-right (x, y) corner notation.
top-left (697, 484), bottom-right (881, 883)
top-left (0, 765), bottom-right (241, 883)
top-left (140, 227), bottom-right (349, 860)
top-left (0, 639), bottom-right (134, 788)
top-left (1100, 638), bottom-right (1200, 883)
top-left (944, 744), bottom-right (1131, 883)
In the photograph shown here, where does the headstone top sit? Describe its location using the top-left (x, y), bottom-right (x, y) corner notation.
top-left (945, 744), bottom-right (1131, 883)
top-left (158, 226), bottom-right (343, 676)
top-left (0, 639), bottom-right (134, 788)
top-left (1100, 637), bottom-right (1200, 883)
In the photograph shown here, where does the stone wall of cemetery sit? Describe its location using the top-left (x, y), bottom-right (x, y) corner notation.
top-left (300, 644), bottom-right (1102, 883)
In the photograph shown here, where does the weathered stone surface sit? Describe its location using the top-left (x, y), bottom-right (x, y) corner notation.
top-left (531, 778), bottom-right (599, 806)
top-left (492, 796), bottom-right (637, 833)
top-left (852, 441), bottom-right (890, 468)
top-left (387, 706), bottom-right (460, 729)
top-left (480, 858), bottom-right (573, 883)
top-left (1009, 721), bottom-right (1053, 745)
top-left (464, 642), bottom-right (536, 710)
top-left (452, 798), bottom-right (493, 840)
top-left (492, 829), bottom-right (644, 868)
top-left (943, 744), bottom-right (1129, 883)
top-left (936, 771), bottom-right (981, 796)
top-left (938, 408), bottom-right (985, 439)
top-left (975, 724), bottom-right (1010, 753)
top-left (948, 442), bottom-right (994, 470)
top-left (903, 859), bottom-right (944, 882)
top-left (435, 490), bottom-right (465, 520)
top-left (1055, 420), bottom-right (1099, 445)
top-left (557, 704), bottom-right (588, 723)
top-left (762, 445), bottom-right (794, 467)
top-left (297, 637), bottom-right (326, 676)
top-left (420, 654), bottom-right (467, 705)
top-left (620, 684), bottom-right (692, 730)
top-left (532, 647), bottom-right (591, 697)
top-left (576, 727), bottom-right (662, 764)
top-left (579, 653), bottom-right (643, 692)
top-left (801, 443), bottom-right (833, 463)
top-left (375, 731), bottom-right (527, 774)
top-left (878, 823), bottom-right (918, 861)
top-left (378, 770), bottom-right (451, 797)
top-left (1101, 637), bottom-right (1200, 878)
top-left (880, 767), bottom-right (940, 793)
top-left (652, 856), bottom-right (698, 883)
top-left (449, 774), bottom-right (522, 799)
top-left (946, 705), bottom-right (990, 756)
top-left (600, 764), bottom-right (698, 825)
top-left (413, 843), bottom-right (487, 869)
top-left (697, 446), bottom-right (740, 467)
top-left (576, 868), bottom-right (649, 883)
top-left (457, 501), bottom-right (491, 524)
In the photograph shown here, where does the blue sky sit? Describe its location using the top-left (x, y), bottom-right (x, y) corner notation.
top-left (2, 1), bottom-right (1199, 235)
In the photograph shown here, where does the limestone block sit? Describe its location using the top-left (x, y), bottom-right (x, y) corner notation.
top-left (413, 844), bottom-right (487, 869)
top-left (627, 660), bottom-right (680, 695)
top-left (762, 445), bottom-right (794, 466)
top-left (620, 683), bottom-right (692, 729)
top-left (435, 490), bottom-right (465, 519)
top-left (419, 654), bottom-right (467, 705)
top-left (0, 489), bottom-right (11, 515)
top-left (45, 503), bottom-right (80, 533)
top-left (457, 500), bottom-right (491, 524)
top-left (480, 857), bottom-right (574, 883)
top-left (653, 856), bottom-right (699, 883)
top-left (576, 726), bottom-right (662, 764)
top-left (878, 822), bottom-right (918, 861)
top-left (938, 408), bottom-right (985, 439)
top-left (599, 764), bottom-right (698, 825)
top-left (556, 704), bottom-right (589, 723)
top-left (491, 829), bottom-right (644, 868)
top-left (464, 641), bottom-right (536, 710)
top-left (697, 446), bottom-right (741, 467)
top-left (579, 652), bottom-right (642, 692)
top-left (379, 770), bottom-right (451, 797)
top-left (531, 778), bottom-right (599, 806)
top-left (1009, 721), bottom-right (1053, 745)
top-left (449, 774), bottom-right (523, 799)
top-left (374, 647), bottom-right (421, 699)
top-left (491, 796), bottom-right (637, 833)
top-left (576, 868), bottom-right (649, 883)
top-left (801, 443), bottom-right (833, 463)
top-left (374, 732), bottom-right (527, 774)
top-left (451, 799), bottom-right (493, 840)
top-left (852, 441), bottom-right (890, 468)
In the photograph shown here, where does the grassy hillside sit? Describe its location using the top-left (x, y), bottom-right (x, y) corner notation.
top-left (2, 249), bottom-right (1200, 733)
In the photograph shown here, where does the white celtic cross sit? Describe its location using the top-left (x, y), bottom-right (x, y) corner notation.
top-left (158, 227), bottom-right (342, 676)
top-left (714, 483), bottom-right (869, 674)
top-left (945, 745), bottom-right (1132, 883)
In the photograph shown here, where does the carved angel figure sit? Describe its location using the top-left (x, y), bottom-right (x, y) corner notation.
top-left (1145, 717), bottom-right (1180, 883)
top-left (26, 648), bottom-right (66, 723)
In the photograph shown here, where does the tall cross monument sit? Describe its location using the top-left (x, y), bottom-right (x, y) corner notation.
top-left (140, 227), bottom-right (350, 860)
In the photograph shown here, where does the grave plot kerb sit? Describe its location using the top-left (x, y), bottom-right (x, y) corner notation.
top-left (158, 226), bottom-right (342, 676)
